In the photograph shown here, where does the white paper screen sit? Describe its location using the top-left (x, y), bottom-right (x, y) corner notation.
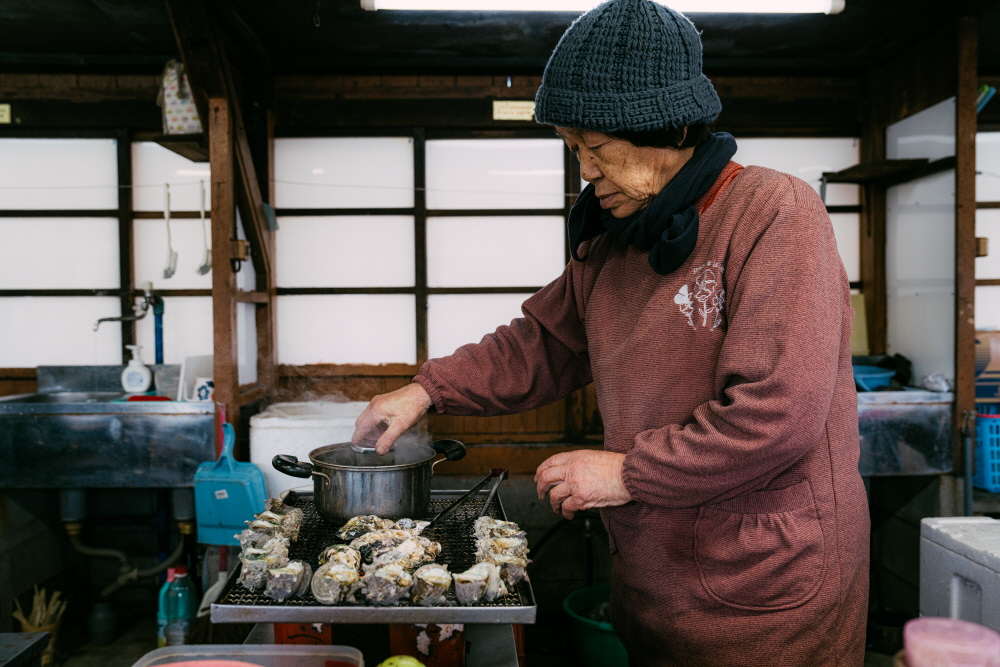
top-left (978, 132), bottom-right (1000, 202)
top-left (426, 139), bottom-right (564, 210)
top-left (885, 98), bottom-right (956, 382)
top-left (0, 139), bottom-right (118, 210)
top-left (273, 137), bottom-right (414, 209)
top-left (976, 287), bottom-right (1000, 331)
top-left (238, 302), bottom-right (258, 386)
top-left (977, 209), bottom-right (1000, 280)
top-left (427, 293), bottom-right (527, 360)
top-left (277, 295), bottom-right (416, 365)
top-left (427, 216), bottom-right (565, 287)
top-left (828, 213), bottom-right (860, 283)
top-left (732, 137), bottom-right (860, 206)
top-left (131, 142), bottom-right (211, 212)
top-left (276, 216), bottom-right (415, 287)
top-left (0, 218), bottom-right (119, 289)
top-left (0, 297), bottom-right (123, 365)
top-left (134, 296), bottom-right (213, 365)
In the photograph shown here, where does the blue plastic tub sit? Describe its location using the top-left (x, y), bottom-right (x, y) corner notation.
top-left (853, 365), bottom-right (896, 391)
top-left (975, 407), bottom-right (1000, 492)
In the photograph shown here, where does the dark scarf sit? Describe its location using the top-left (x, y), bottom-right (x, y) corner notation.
top-left (568, 132), bottom-right (738, 275)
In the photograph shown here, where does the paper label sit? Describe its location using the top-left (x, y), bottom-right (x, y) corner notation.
top-left (492, 100), bottom-right (535, 121)
top-left (214, 489), bottom-right (229, 500)
top-left (0, 105), bottom-right (10, 124)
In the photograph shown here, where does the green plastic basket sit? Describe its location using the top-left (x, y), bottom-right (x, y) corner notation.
top-left (562, 584), bottom-right (630, 667)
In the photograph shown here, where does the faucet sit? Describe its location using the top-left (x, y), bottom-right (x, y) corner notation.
top-left (93, 284), bottom-right (160, 332)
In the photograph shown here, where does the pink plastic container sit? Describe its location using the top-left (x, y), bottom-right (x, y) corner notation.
top-left (904, 617), bottom-right (1000, 667)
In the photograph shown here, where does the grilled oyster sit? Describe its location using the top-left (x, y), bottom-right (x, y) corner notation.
top-left (337, 515), bottom-right (395, 542)
top-left (257, 504), bottom-right (305, 542)
top-left (264, 560), bottom-right (312, 602)
top-left (318, 544), bottom-right (363, 571)
top-left (486, 554), bottom-right (528, 587)
top-left (473, 517), bottom-right (526, 540)
top-left (392, 518), bottom-right (430, 535)
top-left (361, 563), bottom-right (413, 606)
top-left (411, 564), bottom-right (452, 606)
top-left (238, 548), bottom-right (289, 591)
top-left (476, 535), bottom-right (528, 561)
top-left (453, 562), bottom-right (506, 605)
top-left (311, 562), bottom-right (361, 605)
top-left (350, 529), bottom-right (412, 564)
top-left (365, 536), bottom-right (441, 573)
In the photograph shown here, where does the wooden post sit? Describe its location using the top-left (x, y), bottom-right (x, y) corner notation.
top-left (209, 96), bottom-right (239, 429)
top-left (954, 16), bottom-right (978, 474)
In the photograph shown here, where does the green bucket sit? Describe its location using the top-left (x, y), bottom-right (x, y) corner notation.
top-left (562, 584), bottom-right (630, 667)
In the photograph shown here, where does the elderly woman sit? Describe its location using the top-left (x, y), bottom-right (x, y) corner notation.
top-left (353, 0), bottom-right (869, 664)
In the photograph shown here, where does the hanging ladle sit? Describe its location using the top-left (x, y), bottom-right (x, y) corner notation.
top-left (196, 180), bottom-right (211, 275)
top-left (423, 467), bottom-right (508, 533)
top-left (162, 183), bottom-right (178, 279)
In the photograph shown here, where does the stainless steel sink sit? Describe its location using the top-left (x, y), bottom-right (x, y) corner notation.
top-left (0, 385), bottom-right (216, 489)
top-left (1, 391), bottom-right (125, 404)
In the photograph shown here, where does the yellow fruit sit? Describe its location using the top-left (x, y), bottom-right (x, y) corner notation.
top-left (376, 657), bottom-right (425, 667)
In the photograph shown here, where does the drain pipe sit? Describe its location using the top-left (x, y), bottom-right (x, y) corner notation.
top-left (60, 489), bottom-right (193, 599)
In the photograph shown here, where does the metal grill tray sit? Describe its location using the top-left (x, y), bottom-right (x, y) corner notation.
top-left (211, 489), bottom-right (536, 624)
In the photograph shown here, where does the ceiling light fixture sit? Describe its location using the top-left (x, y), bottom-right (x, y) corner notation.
top-left (361, 0), bottom-right (845, 13)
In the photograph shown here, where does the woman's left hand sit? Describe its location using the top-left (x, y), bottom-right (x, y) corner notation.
top-left (535, 450), bottom-right (632, 519)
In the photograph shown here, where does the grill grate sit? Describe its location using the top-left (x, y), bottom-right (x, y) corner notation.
top-left (217, 493), bottom-right (527, 609)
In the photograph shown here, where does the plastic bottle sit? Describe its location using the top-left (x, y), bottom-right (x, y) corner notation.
top-left (163, 566), bottom-right (196, 646)
top-left (121, 344), bottom-right (152, 393)
top-left (156, 567), bottom-right (177, 648)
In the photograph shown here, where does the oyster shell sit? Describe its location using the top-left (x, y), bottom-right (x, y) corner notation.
top-left (238, 548), bottom-right (289, 591)
top-left (476, 535), bottom-right (528, 561)
top-left (318, 544), bottom-right (363, 571)
top-left (364, 537), bottom-right (432, 572)
top-left (411, 564), bottom-right (452, 606)
top-left (264, 560), bottom-right (312, 602)
top-left (453, 562), bottom-right (506, 605)
top-left (362, 563), bottom-right (414, 606)
top-left (337, 515), bottom-right (395, 542)
top-left (484, 554), bottom-right (529, 587)
top-left (392, 518), bottom-right (430, 535)
top-left (350, 529), bottom-right (412, 564)
top-left (311, 562), bottom-right (361, 605)
top-left (474, 517), bottom-right (526, 540)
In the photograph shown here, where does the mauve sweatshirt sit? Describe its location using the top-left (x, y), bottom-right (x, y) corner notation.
top-left (414, 163), bottom-right (870, 667)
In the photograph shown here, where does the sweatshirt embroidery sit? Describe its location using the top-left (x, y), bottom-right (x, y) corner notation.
top-left (675, 261), bottom-right (725, 330)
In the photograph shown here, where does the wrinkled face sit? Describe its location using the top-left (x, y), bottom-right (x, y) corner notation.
top-left (555, 127), bottom-right (695, 218)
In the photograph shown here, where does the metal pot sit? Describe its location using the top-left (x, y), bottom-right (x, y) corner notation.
top-left (272, 439), bottom-right (467, 525)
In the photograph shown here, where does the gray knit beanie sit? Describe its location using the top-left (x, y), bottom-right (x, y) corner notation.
top-left (534, 0), bottom-right (722, 133)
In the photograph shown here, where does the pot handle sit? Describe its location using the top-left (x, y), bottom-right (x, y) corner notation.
top-left (430, 439), bottom-right (466, 474)
top-left (272, 454), bottom-right (314, 479)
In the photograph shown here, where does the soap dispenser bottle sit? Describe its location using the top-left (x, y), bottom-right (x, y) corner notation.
top-left (122, 344), bottom-right (153, 393)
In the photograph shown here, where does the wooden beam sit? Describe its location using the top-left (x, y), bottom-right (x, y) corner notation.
top-left (955, 16), bottom-right (979, 473)
top-left (209, 96), bottom-right (239, 429)
top-left (164, 0), bottom-right (227, 124)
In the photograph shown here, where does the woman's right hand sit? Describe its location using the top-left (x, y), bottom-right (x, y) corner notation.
top-left (352, 382), bottom-right (434, 455)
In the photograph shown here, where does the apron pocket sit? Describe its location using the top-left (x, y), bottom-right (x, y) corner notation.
top-left (694, 480), bottom-right (826, 611)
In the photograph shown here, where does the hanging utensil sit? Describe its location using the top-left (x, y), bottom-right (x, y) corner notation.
top-left (162, 184), bottom-right (178, 279)
top-left (196, 180), bottom-right (211, 275)
top-left (423, 467), bottom-right (508, 533)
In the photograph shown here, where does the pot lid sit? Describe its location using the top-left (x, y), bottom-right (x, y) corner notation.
top-left (311, 441), bottom-right (437, 469)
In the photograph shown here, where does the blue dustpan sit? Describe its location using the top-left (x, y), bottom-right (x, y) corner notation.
top-left (194, 422), bottom-right (267, 546)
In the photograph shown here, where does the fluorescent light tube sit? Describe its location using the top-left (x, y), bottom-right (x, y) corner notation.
top-left (361, 0), bottom-right (845, 13)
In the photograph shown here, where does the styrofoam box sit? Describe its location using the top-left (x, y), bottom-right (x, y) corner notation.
top-left (920, 517), bottom-right (1000, 632)
top-left (249, 401), bottom-right (369, 497)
